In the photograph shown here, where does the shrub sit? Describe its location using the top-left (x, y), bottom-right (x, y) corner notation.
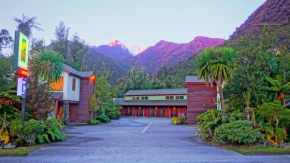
top-left (89, 119), bottom-right (100, 125)
top-left (256, 101), bottom-right (290, 145)
top-left (196, 110), bottom-right (222, 141)
top-left (171, 116), bottom-right (187, 125)
top-left (214, 120), bottom-right (262, 144)
top-left (23, 119), bottom-right (44, 146)
top-left (106, 109), bottom-right (121, 119)
top-left (96, 114), bottom-right (111, 123)
top-left (42, 118), bottom-right (65, 142)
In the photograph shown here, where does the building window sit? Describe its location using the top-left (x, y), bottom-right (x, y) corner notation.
top-left (166, 96), bottom-right (174, 100)
top-left (175, 96), bottom-right (184, 100)
top-left (145, 96), bottom-right (148, 100)
top-left (72, 78), bottom-right (76, 91)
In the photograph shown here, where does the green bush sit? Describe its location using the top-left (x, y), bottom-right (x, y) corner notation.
top-left (96, 114), bottom-right (111, 123)
top-left (197, 109), bottom-right (222, 141)
top-left (89, 119), bottom-right (100, 125)
top-left (23, 119), bottom-right (44, 146)
top-left (170, 116), bottom-right (187, 125)
top-left (214, 120), bottom-right (262, 144)
top-left (106, 109), bottom-right (121, 119)
top-left (42, 118), bottom-right (65, 142)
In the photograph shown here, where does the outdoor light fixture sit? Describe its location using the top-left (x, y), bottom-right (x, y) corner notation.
top-left (17, 68), bottom-right (29, 78)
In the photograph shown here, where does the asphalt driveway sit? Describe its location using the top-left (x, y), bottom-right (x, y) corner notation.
top-left (1, 117), bottom-right (290, 163)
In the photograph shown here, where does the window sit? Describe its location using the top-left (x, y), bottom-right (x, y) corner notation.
top-left (176, 96), bottom-right (180, 100)
top-left (136, 96), bottom-right (140, 100)
top-left (72, 78), bottom-right (76, 91)
top-left (175, 96), bottom-right (184, 100)
top-left (166, 96), bottom-right (174, 100)
top-left (180, 96), bottom-right (184, 100)
top-left (141, 96), bottom-right (145, 100)
top-left (145, 96), bottom-right (148, 100)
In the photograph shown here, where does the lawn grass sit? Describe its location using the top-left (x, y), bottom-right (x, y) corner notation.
top-left (0, 145), bottom-right (42, 157)
top-left (225, 145), bottom-right (290, 155)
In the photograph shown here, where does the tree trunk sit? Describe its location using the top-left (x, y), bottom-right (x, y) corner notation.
top-left (217, 82), bottom-right (226, 123)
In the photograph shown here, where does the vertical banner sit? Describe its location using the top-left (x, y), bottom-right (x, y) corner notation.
top-left (13, 31), bottom-right (29, 74)
top-left (17, 78), bottom-right (27, 97)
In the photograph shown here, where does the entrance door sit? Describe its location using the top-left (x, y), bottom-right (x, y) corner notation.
top-left (144, 108), bottom-right (148, 117)
top-left (179, 108), bottom-right (184, 115)
top-left (159, 107), bottom-right (165, 117)
top-left (165, 107), bottom-right (170, 118)
top-left (132, 107), bottom-right (136, 116)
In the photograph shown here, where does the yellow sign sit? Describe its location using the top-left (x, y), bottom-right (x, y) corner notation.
top-left (17, 33), bottom-right (29, 70)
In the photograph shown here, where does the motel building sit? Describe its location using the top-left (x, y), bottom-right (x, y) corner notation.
top-left (49, 64), bottom-right (96, 124)
top-left (115, 76), bottom-right (218, 124)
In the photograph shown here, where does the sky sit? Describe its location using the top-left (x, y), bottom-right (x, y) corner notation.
top-left (0, 0), bottom-right (266, 53)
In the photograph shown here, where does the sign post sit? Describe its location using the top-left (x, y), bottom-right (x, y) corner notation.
top-left (13, 31), bottom-right (29, 122)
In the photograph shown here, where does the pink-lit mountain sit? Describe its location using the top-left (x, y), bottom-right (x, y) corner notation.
top-left (89, 37), bottom-right (224, 76)
top-left (130, 36), bottom-right (224, 75)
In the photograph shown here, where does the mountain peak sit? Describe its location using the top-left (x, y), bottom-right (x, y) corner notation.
top-left (108, 40), bottom-right (126, 49)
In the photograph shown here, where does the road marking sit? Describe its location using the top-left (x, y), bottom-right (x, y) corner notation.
top-left (141, 122), bottom-right (153, 134)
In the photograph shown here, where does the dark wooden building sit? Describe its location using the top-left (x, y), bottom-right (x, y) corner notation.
top-left (115, 76), bottom-right (218, 124)
top-left (50, 64), bottom-right (96, 124)
top-left (115, 89), bottom-right (187, 118)
top-left (185, 76), bottom-right (217, 124)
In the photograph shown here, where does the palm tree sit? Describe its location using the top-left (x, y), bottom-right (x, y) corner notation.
top-left (30, 50), bottom-right (64, 88)
top-left (13, 14), bottom-right (43, 38)
top-left (195, 47), bottom-right (236, 123)
top-left (264, 75), bottom-right (290, 107)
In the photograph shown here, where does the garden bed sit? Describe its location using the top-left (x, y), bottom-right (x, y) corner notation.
top-left (0, 145), bottom-right (43, 157)
top-left (224, 145), bottom-right (290, 155)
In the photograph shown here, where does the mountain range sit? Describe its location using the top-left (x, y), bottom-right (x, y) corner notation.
top-left (229, 0), bottom-right (290, 48)
top-left (85, 36), bottom-right (224, 82)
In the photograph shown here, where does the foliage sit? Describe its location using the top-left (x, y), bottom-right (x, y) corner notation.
top-left (69, 33), bottom-right (88, 71)
top-left (117, 67), bottom-right (152, 96)
top-left (195, 47), bottom-right (236, 122)
top-left (196, 110), bottom-right (222, 141)
top-left (0, 54), bottom-right (13, 87)
top-left (96, 114), bottom-right (111, 123)
top-left (0, 29), bottom-right (13, 52)
top-left (13, 14), bottom-right (43, 38)
top-left (256, 101), bottom-right (290, 145)
top-left (25, 75), bottom-right (49, 120)
top-left (89, 119), bottom-right (99, 125)
top-left (0, 83), bottom-right (21, 111)
top-left (23, 119), bottom-right (44, 146)
top-left (214, 120), bottom-right (262, 144)
top-left (31, 38), bottom-right (45, 53)
top-left (171, 116), bottom-right (187, 125)
top-left (105, 106), bottom-right (121, 120)
top-left (263, 75), bottom-right (290, 107)
top-left (51, 21), bottom-right (70, 60)
top-left (90, 76), bottom-right (111, 118)
top-left (31, 50), bottom-right (64, 84)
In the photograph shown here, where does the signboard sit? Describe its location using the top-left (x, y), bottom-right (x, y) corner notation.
top-left (13, 31), bottom-right (29, 76)
top-left (17, 78), bottom-right (27, 97)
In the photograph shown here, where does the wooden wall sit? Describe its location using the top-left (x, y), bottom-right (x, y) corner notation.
top-left (69, 78), bottom-right (95, 123)
top-left (186, 83), bottom-right (217, 124)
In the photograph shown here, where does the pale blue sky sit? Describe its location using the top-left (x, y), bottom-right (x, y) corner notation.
top-left (1, 0), bottom-right (266, 51)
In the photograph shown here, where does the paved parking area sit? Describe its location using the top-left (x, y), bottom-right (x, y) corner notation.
top-left (1, 117), bottom-right (290, 163)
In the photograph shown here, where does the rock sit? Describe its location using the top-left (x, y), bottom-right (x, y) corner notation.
top-left (3, 143), bottom-right (16, 149)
